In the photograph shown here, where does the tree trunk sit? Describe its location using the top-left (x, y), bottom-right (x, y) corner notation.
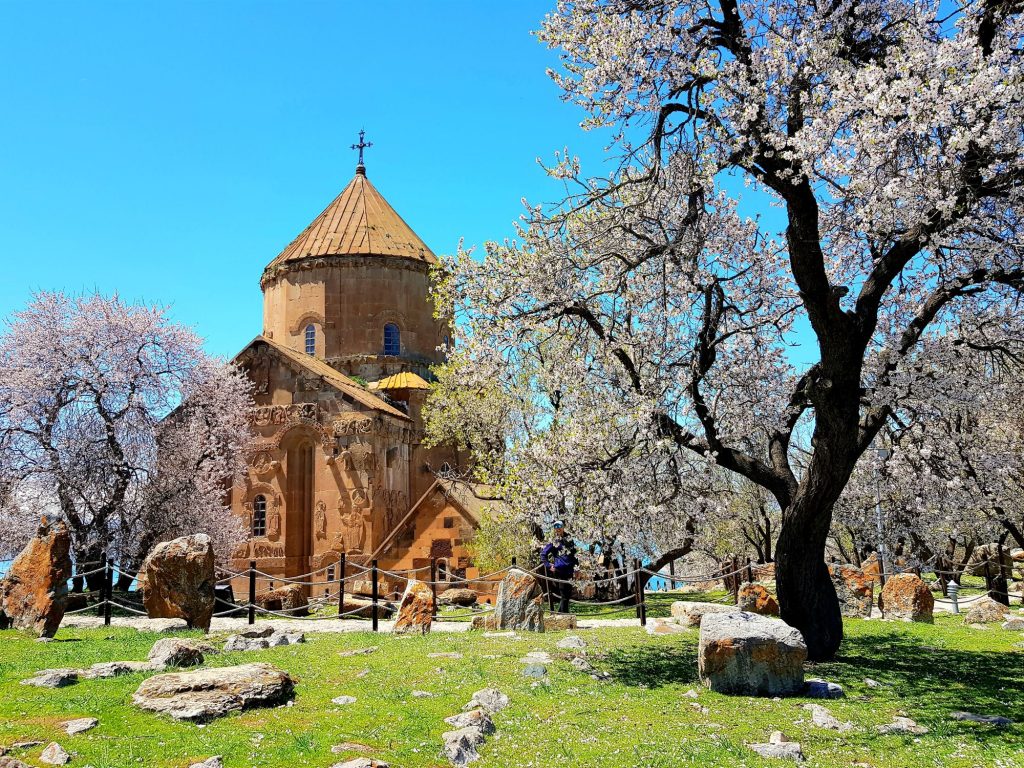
top-left (775, 496), bottom-right (843, 662)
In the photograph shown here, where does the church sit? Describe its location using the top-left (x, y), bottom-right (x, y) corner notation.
top-left (227, 139), bottom-right (486, 600)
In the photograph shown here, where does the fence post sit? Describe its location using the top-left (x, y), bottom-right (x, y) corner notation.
top-left (338, 554), bottom-right (346, 616)
top-left (981, 553), bottom-right (993, 597)
top-left (96, 553), bottom-right (107, 617)
top-left (633, 559), bottom-right (642, 618)
top-left (668, 558), bottom-right (675, 589)
top-left (430, 557), bottom-right (438, 617)
top-left (745, 557), bottom-right (754, 583)
top-left (637, 559), bottom-right (647, 626)
top-left (103, 558), bottom-right (112, 626)
top-left (248, 560), bottom-right (256, 626)
top-left (371, 559), bottom-right (379, 632)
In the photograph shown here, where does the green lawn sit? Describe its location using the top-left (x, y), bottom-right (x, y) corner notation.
top-left (1, 613), bottom-right (1022, 768)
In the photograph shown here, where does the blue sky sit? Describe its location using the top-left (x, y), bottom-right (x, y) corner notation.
top-left (0, 1), bottom-right (620, 358)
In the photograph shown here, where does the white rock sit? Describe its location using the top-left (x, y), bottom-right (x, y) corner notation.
top-left (556, 635), bottom-right (586, 650)
top-left (40, 742), bottom-right (71, 765)
top-left (189, 758), bottom-right (224, 768)
top-left (332, 695), bottom-right (358, 706)
top-left (62, 717), bottom-right (98, 735)
top-left (463, 687), bottom-right (509, 714)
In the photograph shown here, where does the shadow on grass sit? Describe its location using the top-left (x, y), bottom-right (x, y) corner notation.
top-left (602, 642), bottom-right (699, 688)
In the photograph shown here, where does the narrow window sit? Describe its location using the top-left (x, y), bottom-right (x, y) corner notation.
top-left (383, 323), bottom-right (400, 356)
top-left (252, 495), bottom-right (267, 537)
top-left (305, 324), bottom-right (316, 355)
top-left (443, 516), bottom-right (455, 529)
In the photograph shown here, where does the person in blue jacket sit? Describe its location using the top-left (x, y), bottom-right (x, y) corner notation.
top-left (540, 520), bottom-right (577, 613)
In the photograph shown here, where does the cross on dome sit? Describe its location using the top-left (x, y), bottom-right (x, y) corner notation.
top-left (351, 129), bottom-right (372, 175)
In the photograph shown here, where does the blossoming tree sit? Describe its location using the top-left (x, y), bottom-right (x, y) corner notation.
top-left (0, 292), bottom-right (252, 584)
top-left (430, 0), bottom-right (1024, 658)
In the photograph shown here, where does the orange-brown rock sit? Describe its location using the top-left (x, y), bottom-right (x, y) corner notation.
top-left (878, 573), bottom-right (933, 622)
top-left (393, 579), bottom-right (433, 635)
top-left (698, 612), bottom-right (807, 695)
top-left (861, 554), bottom-right (881, 585)
top-left (543, 612), bottom-right (578, 631)
top-left (752, 562), bottom-right (776, 581)
top-left (828, 564), bottom-right (873, 618)
top-left (737, 582), bottom-right (780, 616)
top-left (0, 519), bottom-right (72, 637)
top-left (495, 568), bottom-right (545, 632)
top-left (255, 583), bottom-right (308, 616)
top-left (138, 534), bottom-right (216, 631)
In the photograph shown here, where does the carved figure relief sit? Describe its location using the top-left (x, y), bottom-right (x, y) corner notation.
top-left (297, 374), bottom-right (322, 392)
top-left (252, 541), bottom-right (284, 559)
top-left (337, 448), bottom-right (354, 471)
top-left (251, 403), bottom-right (320, 427)
top-left (347, 443), bottom-right (377, 472)
top-left (252, 451), bottom-right (279, 477)
top-left (250, 347), bottom-right (271, 395)
top-left (350, 488), bottom-right (370, 509)
top-left (336, 509), bottom-right (367, 553)
top-left (268, 509), bottom-right (281, 540)
top-left (333, 414), bottom-right (375, 436)
top-left (314, 500), bottom-right (327, 540)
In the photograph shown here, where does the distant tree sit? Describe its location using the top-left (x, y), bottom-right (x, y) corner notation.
top-left (0, 292), bottom-right (252, 583)
top-left (431, 0), bottom-right (1024, 658)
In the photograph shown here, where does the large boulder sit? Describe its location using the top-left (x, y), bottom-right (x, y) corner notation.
top-left (131, 662), bottom-right (293, 721)
top-left (393, 579), bottom-right (433, 635)
top-left (138, 534), bottom-right (216, 631)
top-left (254, 583), bottom-right (308, 616)
top-left (963, 596), bottom-right (1010, 624)
top-left (828, 564), bottom-right (873, 618)
top-left (965, 543), bottom-right (1014, 577)
top-left (0, 519), bottom-right (72, 638)
top-left (438, 588), bottom-right (477, 607)
top-left (494, 568), bottom-right (544, 632)
top-left (736, 582), bottom-right (780, 616)
top-left (861, 554), bottom-right (882, 585)
top-left (698, 612), bottom-right (807, 696)
top-left (671, 601), bottom-right (737, 627)
top-left (879, 573), bottom-right (934, 622)
top-left (543, 612), bottom-right (577, 631)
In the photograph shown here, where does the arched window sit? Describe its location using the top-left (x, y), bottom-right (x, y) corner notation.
top-left (383, 323), bottom-right (400, 356)
top-left (252, 495), bottom-right (267, 537)
top-left (304, 324), bottom-right (316, 355)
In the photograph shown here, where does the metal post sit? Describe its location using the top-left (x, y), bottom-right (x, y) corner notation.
top-left (103, 557), bottom-right (113, 626)
top-left (634, 559), bottom-right (642, 619)
top-left (96, 553), bottom-right (107, 617)
top-left (669, 558), bottom-right (675, 589)
top-left (948, 581), bottom-right (960, 614)
top-left (371, 559), bottom-right (379, 632)
top-left (338, 554), bottom-right (346, 616)
top-left (874, 446), bottom-right (891, 586)
top-left (430, 557), bottom-right (438, 617)
top-left (638, 560), bottom-right (647, 627)
top-left (248, 560), bottom-right (256, 626)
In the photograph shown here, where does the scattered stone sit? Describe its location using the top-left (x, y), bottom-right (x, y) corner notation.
top-left (803, 703), bottom-right (853, 732)
top-left (963, 597), bottom-right (1010, 625)
top-left (10, 742), bottom-right (42, 749)
top-left (736, 582), bottom-right (780, 616)
top-left (670, 601), bottom-right (736, 627)
top-left (131, 662), bottom-right (293, 721)
top-left (21, 669), bottom-right (78, 688)
top-left (444, 709), bottom-right (495, 734)
top-left (570, 657), bottom-right (594, 673)
top-left (338, 646), bottom-right (378, 657)
top-left (0, 519), bottom-right (72, 638)
top-left (189, 758), bottom-right (223, 768)
top-left (646, 618), bottom-right (689, 635)
top-left (521, 663), bottom-right (547, 678)
top-left (803, 679), bottom-right (844, 699)
top-left (481, 631), bottom-right (518, 639)
top-left (411, 690), bottom-right (434, 698)
top-left (464, 687), bottom-right (510, 714)
top-left (438, 588), bottom-right (477, 607)
top-left (698, 612), bottom-right (806, 696)
top-left (683, 689), bottom-right (699, 698)
top-left (0, 758), bottom-right (32, 768)
top-left (863, 678), bottom-right (881, 688)
top-left (254, 583), bottom-right (308, 617)
top-left (543, 613), bottom-right (577, 631)
top-left (428, 652), bottom-right (463, 659)
top-left (950, 711), bottom-right (1013, 726)
top-left (522, 651), bottom-right (551, 662)
top-left (876, 716), bottom-right (928, 735)
top-left (556, 635), bottom-right (586, 650)
top-left (148, 638), bottom-right (214, 668)
top-left (62, 718), bottom-right (98, 735)
top-left (224, 627), bottom-right (303, 651)
top-left (878, 574), bottom-right (934, 622)
top-left (268, 631), bottom-right (304, 647)
top-left (330, 759), bottom-right (389, 768)
top-left (331, 743), bottom-right (374, 754)
top-left (493, 569), bottom-right (544, 632)
top-left (828, 564), bottom-right (873, 618)
top-left (137, 534), bottom-right (216, 631)
top-left (394, 579), bottom-right (434, 635)
top-left (749, 731), bottom-right (803, 761)
top-left (1002, 617), bottom-right (1024, 631)
top-left (441, 726), bottom-right (487, 767)
top-left (39, 743), bottom-right (70, 766)
top-left (332, 695), bottom-right (358, 706)
top-left (82, 661), bottom-right (159, 679)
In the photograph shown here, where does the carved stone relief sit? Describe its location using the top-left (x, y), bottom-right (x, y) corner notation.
top-left (250, 347), bottom-right (271, 395)
top-left (314, 500), bottom-right (327, 540)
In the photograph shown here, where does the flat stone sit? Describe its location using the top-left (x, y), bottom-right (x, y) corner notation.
top-left (338, 646), bottom-right (378, 657)
top-left (482, 631), bottom-right (518, 639)
top-left (330, 759), bottom-right (390, 768)
top-left (556, 635), bottom-right (586, 650)
top-left (671, 601), bottom-right (737, 627)
top-left (646, 618), bottom-right (690, 635)
top-left (444, 709), bottom-right (495, 734)
top-left (189, 758), bottom-right (223, 768)
top-left (521, 663), bottom-right (547, 678)
top-left (428, 652), bottom-right (464, 659)
top-left (62, 717), bottom-right (98, 735)
top-left (411, 690), bottom-right (434, 698)
top-left (522, 651), bottom-right (551, 662)
top-left (863, 678), bottom-right (881, 688)
top-left (803, 703), bottom-right (852, 732)
top-left (148, 638), bottom-right (214, 668)
top-left (464, 687), bottom-right (510, 714)
top-left (39, 743), bottom-right (70, 766)
top-left (82, 661), bottom-right (161, 679)
top-left (950, 711), bottom-right (1013, 726)
top-left (332, 695), bottom-right (358, 706)
top-left (331, 743), bottom-right (374, 754)
top-left (1001, 617), bottom-right (1024, 631)
top-left (0, 757), bottom-right (32, 768)
top-left (21, 669), bottom-right (78, 688)
top-left (749, 742), bottom-right (803, 760)
top-left (441, 726), bottom-right (487, 767)
top-left (877, 716), bottom-right (928, 735)
top-left (131, 662), bottom-right (293, 721)
top-left (803, 679), bottom-right (844, 699)
top-left (570, 657), bottom-right (594, 673)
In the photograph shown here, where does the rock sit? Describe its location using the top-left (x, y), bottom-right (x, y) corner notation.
top-left (879, 573), bottom-right (934, 622)
top-left (0, 519), bottom-right (72, 638)
top-left (438, 588), bottom-right (477, 607)
top-left (411, 690), bottom-right (434, 698)
top-left (556, 635), bottom-right (586, 650)
top-left (331, 743), bottom-right (374, 754)
top-left (330, 760), bottom-right (389, 768)
top-left (803, 703), bottom-right (852, 732)
top-left (521, 663), bottom-right (547, 678)
top-left (877, 716), bottom-right (928, 735)
top-left (950, 711), bottom-right (1013, 726)
top-left (1002, 617), bottom-right (1024, 631)
top-left (444, 709), bottom-right (495, 734)
top-left (254, 584), bottom-right (308, 616)
top-left (698, 612), bottom-right (806, 696)
top-left (332, 695), bottom-right (358, 705)
top-left (268, 631), bottom-right (304, 647)
top-left (82, 661), bottom-right (158, 679)
top-left (21, 669), bottom-right (78, 688)
top-left (863, 678), bottom-right (881, 688)
top-left (0, 758), bottom-right (32, 768)
top-left (828, 564), bottom-right (873, 618)
top-left (225, 628), bottom-right (303, 652)
top-left (441, 726), bottom-right (487, 767)
top-left (570, 657), bottom-right (594, 673)
top-left (543, 613), bottom-right (577, 631)
top-left (131, 662), bottom-right (293, 721)
top-left (392, 579), bottom-right (433, 635)
top-left (137, 534), bottom-right (216, 631)
top-left (861, 554), bottom-right (882, 585)
top-left (963, 597), bottom-right (1010, 624)
top-left (522, 651), bottom-right (551, 662)
top-left (803, 679), bottom-right (844, 698)
top-left (148, 638), bottom-right (214, 668)
top-left (964, 543), bottom-right (1014, 577)
top-left (646, 618), bottom-right (689, 634)
top-left (338, 646), bottom-right (378, 657)
top-left (736, 582), bottom-right (780, 616)
top-left (749, 740), bottom-right (803, 760)
top-left (39, 743), bottom-right (70, 766)
top-left (62, 717), bottom-right (98, 735)
top-left (189, 758), bottom-right (223, 768)
top-left (493, 569), bottom-right (544, 632)
top-left (670, 601), bottom-right (737, 627)
top-left (464, 687), bottom-right (510, 714)
top-left (428, 652), bottom-right (463, 659)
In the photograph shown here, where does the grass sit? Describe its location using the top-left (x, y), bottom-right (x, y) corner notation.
top-left (1, 611), bottom-right (1022, 767)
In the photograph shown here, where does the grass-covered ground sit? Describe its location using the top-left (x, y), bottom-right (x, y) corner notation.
top-left (1, 611), bottom-right (1022, 768)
